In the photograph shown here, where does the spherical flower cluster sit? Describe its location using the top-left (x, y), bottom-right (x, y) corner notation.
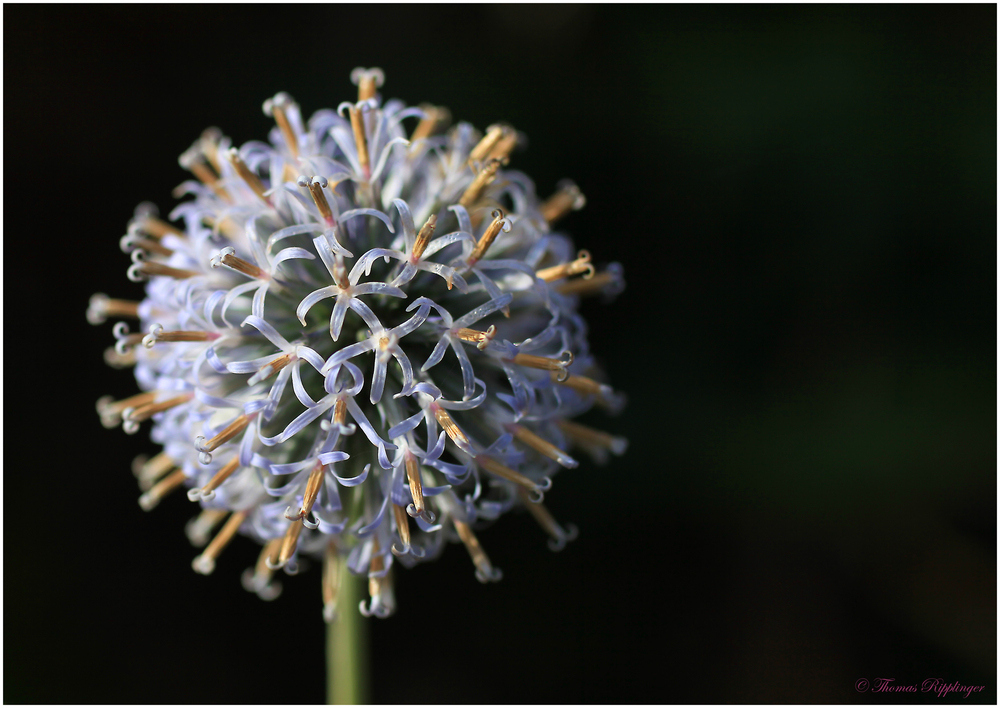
top-left (90, 68), bottom-right (626, 620)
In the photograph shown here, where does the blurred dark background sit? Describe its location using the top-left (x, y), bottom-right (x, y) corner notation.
top-left (6, 4), bottom-right (995, 704)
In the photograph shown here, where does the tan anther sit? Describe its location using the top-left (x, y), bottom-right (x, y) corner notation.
top-left (552, 372), bottom-right (611, 398)
top-left (288, 463), bottom-right (325, 520)
top-left (322, 539), bottom-right (341, 621)
top-left (134, 262), bottom-right (200, 280)
top-left (104, 346), bottom-right (137, 369)
top-left (247, 538), bottom-right (283, 590)
top-left (469, 208), bottom-right (508, 264)
top-left (392, 504), bottom-right (411, 550)
top-left (145, 330), bottom-right (215, 347)
top-left (306, 179), bottom-right (335, 225)
top-left (368, 537), bottom-right (385, 599)
top-left (411, 214), bottom-right (437, 260)
top-left (130, 237), bottom-right (174, 257)
top-left (410, 104), bottom-right (450, 142)
top-left (404, 454), bottom-right (425, 517)
top-left (556, 419), bottom-right (628, 455)
top-left (278, 518), bottom-right (304, 567)
top-left (255, 353), bottom-right (295, 383)
top-left (197, 414), bottom-right (252, 454)
top-left (186, 508), bottom-right (230, 547)
top-left (97, 390), bottom-right (157, 427)
top-left (510, 351), bottom-right (574, 381)
top-left (453, 519), bottom-right (499, 582)
top-left (516, 487), bottom-right (570, 544)
top-left (540, 181), bottom-right (586, 225)
top-left (348, 105), bottom-right (370, 176)
top-left (334, 398), bottom-right (348, 426)
top-left (432, 405), bottom-right (472, 451)
top-left (476, 455), bottom-right (539, 492)
top-left (458, 158), bottom-right (503, 209)
top-left (509, 424), bottom-right (578, 468)
top-left (267, 97), bottom-right (299, 158)
top-left (536, 250), bottom-right (594, 283)
top-left (180, 143), bottom-right (231, 201)
top-left (555, 270), bottom-right (617, 297)
top-left (193, 510), bottom-right (248, 575)
top-left (487, 127), bottom-right (518, 163)
top-left (213, 249), bottom-right (268, 279)
top-left (332, 256), bottom-right (350, 289)
top-left (132, 450), bottom-right (177, 491)
top-left (125, 393), bottom-right (194, 424)
top-left (454, 324), bottom-right (497, 351)
top-left (88, 295), bottom-right (140, 324)
top-left (199, 456), bottom-right (240, 497)
top-left (132, 215), bottom-right (185, 240)
top-left (199, 127), bottom-right (224, 173)
top-left (225, 148), bottom-right (270, 204)
top-left (138, 469), bottom-right (187, 511)
top-left (202, 215), bottom-right (239, 240)
top-left (468, 124), bottom-right (506, 165)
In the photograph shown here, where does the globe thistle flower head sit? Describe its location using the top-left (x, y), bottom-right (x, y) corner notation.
top-left (90, 68), bottom-right (627, 620)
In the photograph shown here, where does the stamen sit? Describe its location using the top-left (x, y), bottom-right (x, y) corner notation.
top-left (202, 215), bottom-right (239, 240)
top-left (454, 324), bottom-right (497, 351)
top-left (469, 208), bottom-right (511, 264)
top-left (128, 260), bottom-right (199, 281)
top-left (122, 393), bottom-right (194, 431)
top-left (540, 181), bottom-right (586, 225)
top-left (404, 453), bottom-right (433, 521)
top-left (333, 398), bottom-right (348, 426)
top-left (551, 372), bottom-right (615, 400)
top-left (458, 158), bottom-right (503, 209)
top-left (468, 124), bottom-right (506, 164)
top-left (250, 352), bottom-right (295, 385)
top-left (192, 510), bottom-right (248, 575)
top-left (143, 323), bottom-right (219, 349)
top-left (179, 145), bottom-right (231, 201)
top-left (322, 539), bottom-right (340, 622)
top-left (278, 518), bottom-right (304, 567)
top-left (185, 508), bottom-right (229, 547)
top-left (453, 519), bottom-right (502, 583)
top-left (535, 250), bottom-right (595, 283)
top-left (432, 404), bottom-right (473, 452)
top-left (507, 424), bottom-right (578, 468)
top-left (242, 538), bottom-right (284, 601)
top-left (410, 104), bottom-right (450, 142)
top-left (348, 105), bottom-right (370, 177)
top-left (476, 455), bottom-right (542, 494)
top-left (210, 246), bottom-right (269, 279)
top-left (509, 351), bottom-right (574, 382)
top-left (97, 390), bottom-right (157, 428)
top-left (555, 269), bottom-right (621, 297)
top-left (199, 127), bottom-right (224, 174)
top-left (410, 214), bottom-right (437, 260)
top-left (104, 346), bottom-right (136, 369)
top-left (351, 67), bottom-right (384, 102)
top-left (368, 537), bottom-right (385, 600)
top-left (194, 414), bottom-right (253, 456)
top-left (391, 504), bottom-right (411, 556)
top-left (121, 234), bottom-right (174, 257)
top-left (224, 148), bottom-right (271, 205)
top-left (263, 92), bottom-right (299, 158)
top-left (298, 176), bottom-right (335, 226)
top-left (516, 487), bottom-right (578, 551)
top-left (190, 455), bottom-right (240, 501)
top-left (556, 419), bottom-right (629, 456)
top-left (138, 469), bottom-right (187, 511)
top-left (129, 214), bottom-right (184, 240)
top-left (132, 450), bottom-right (177, 491)
top-left (286, 462), bottom-right (325, 521)
top-left (487, 126), bottom-right (518, 163)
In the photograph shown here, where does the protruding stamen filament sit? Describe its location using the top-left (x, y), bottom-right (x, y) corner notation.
top-left (287, 463), bottom-right (325, 521)
top-left (130, 214), bottom-right (184, 240)
top-left (192, 511), bottom-right (247, 575)
top-left (555, 269), bottom-right (620, 297)
top-left (556, 419), bottom-right (629, 456)
top-left (129, 261), bottom-right (199, 281)
top-left (143, 324), bottom-right (219, 349)
top-left (199, 127), bottom-right (224, 174)
top-left (264, 93), bottom-right (299, 158)
top-left (368, 538), bottom-right (386, 600)
top-left (322, 539), bottom-right (341, 622)
top-left (552, 372), bottom-right (614, 399)
top-left (195, 414), bottom-right (253, 455)
top-left (469, 208), bottom-right (510, 264)
top-left (508, 424), bottom-right (579, 468)
top-left (468, 124), bottom-right (506, 164)
top-left (210, 246), bottom-right (268, 279)
top-left (411, 214), bottom-right (437, 260)
top-left (186, 508), bottom-right (229, 547)
top-left (540, 181), bottom-right (586, 225)
top-left (516, 487), bottom-right (578, 551)
top-left (104, 346), bottom-right (136, 369)
top-left (476, 455), bottom-right (542, 493)
top-left (242, 538), bottom-right (284, 601)
top-left (138, 469), bottom-right (187, 511)
top-left (454, 325), bottom-right (497, 351)
top-left (432, 405), bottom-right (473, 452)
top-left (225, 148), bottom-right (270, 204)
top-left (348, 105), bottom-right (370, 177)
top-left (459, 158), bottom-right (503, 208)
top-left (411, 104), bottom-right (449, 142)
top-left (202, 215), bottom-right (239, 239)
top-left (278, 518), bottom-right (304, 567)
top-left (180, 148), bottom-right (231, 201)
top-left (251, 353), bottom-right (295, 385)
top-left (453, 519), bottom-right (502, 583)
top-left (193, 455), bottom-right (240, 500)
top-left (300, 176), bottom-right (335, 226)
top-left (487, 127), bottom-right (518, 162)
top-left (97, 390), bottom-right (157, 428)
top-left (122, 234), bottom-right (174, 257)
top-left (392, 504), bottom-right (411, 555)
top-left (404, 453), bottom-right (430, 521)
top-left (510, 351), bottom-right (574, 382)
top-left (132, 450), bottom-right (177, 491)
top-left (535, 250), bottom-right (595, 283)
top-left (123, 393), bottom-right (194, 427)
top-left (351, 67), bottom-right (384, 102)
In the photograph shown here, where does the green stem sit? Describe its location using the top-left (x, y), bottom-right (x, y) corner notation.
top-left (327, 557), bottom-right (370, 705)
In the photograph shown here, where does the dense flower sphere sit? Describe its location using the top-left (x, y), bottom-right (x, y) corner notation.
top-left (90, 68), bottom-right (626, 619)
